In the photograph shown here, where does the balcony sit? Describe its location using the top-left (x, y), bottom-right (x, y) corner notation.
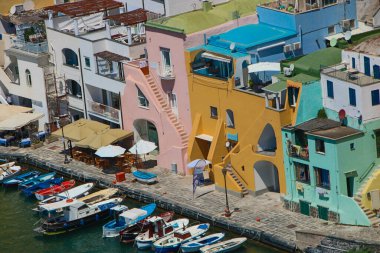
top-left (86, 99), bottom-right (120, 123)
top-left (321, 63), bottom-right (380, 86)
top-left (259, 0), bottom-right (337, 14)
top-left (158, 64), bottom-right (175, 80)
top-left (9, 38), bottom-right (48, 55)
top-left (288, 144), bottom-right (309, 160)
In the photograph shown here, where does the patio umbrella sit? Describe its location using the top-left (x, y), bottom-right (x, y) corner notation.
top-left (128, 140), bottom-right (157, 155)
top-left (95, 145), bottom-right (126, 158)
top-left (76, 128), bottom-right (133, 150)
top-left (187, 159), bottom-right (211, 168)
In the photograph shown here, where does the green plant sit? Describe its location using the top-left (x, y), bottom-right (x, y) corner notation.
top-left (348, 248), bottom-right (373, 253)
top-left (248, 79), bottom-right (254, 89)
top-left (23, 27), bottom-right (35, 42)
top-left (317, 108), bottom-right (327, 119)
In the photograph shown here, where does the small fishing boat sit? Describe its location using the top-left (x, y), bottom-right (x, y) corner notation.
top-left (132, 171), bottom-right (157, 184)
top-left (0, 162), bottom-right (22, 183)
top-left (34, 198), bottom-right (124, 235)
top-left (135, 218), bottom-right (190, 250)
top-left (153, 223), bottom-right (210, 253)
top-left (37, 183), bottom-right (94, 206)
top-left (3, 171), bottom-right (40, 187)
top-left (103, 203), bottom-right (156, 238)
top-left (22, 177), bottom-right (64, 197)
top-left (119, 211), bottom-right (174, 244)
top-left (199, 237), bottom-right (247, 253)
top-left (34, 180), bottom-right (76, 201)
top-left (19, 172), bottom-right (56, 189)
top-left (181, 233), bottom-right (225, 253)
top-left (78, 188), bottom-right (118, 205)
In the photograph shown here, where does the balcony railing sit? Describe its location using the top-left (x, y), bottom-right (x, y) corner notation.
top-left (86, 99), bottom-right (120, 122)
top-left (321, 63), bottom-right (380, 86)
top-left (288, 145), bottom-right (309, 160)
top-left (158, 64), bottom-right (175, 80)
top-left (10, 39), bottom-right (48, 54)
top-left (259, 0), bottom-right (337, 14)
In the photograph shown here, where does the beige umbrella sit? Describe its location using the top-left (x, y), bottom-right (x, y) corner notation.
top-left (0, 104), bottom-right (33, 122)
top-left (76, 128), bottom-right (133, 150)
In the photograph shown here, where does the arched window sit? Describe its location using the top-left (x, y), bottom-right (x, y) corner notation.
top-left (226, 109), bottom-right (234, 128)
top-left (62, 48), bottom-right (79, 67)
top-left (25, 69), bottom-right (32, 86)
top-left (66, 79), bottom-right (82, 98)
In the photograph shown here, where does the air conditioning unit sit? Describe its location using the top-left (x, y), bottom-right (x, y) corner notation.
top-left (293, 42), bottom-right (302, 51)
top-left (340, 19), bottom-right (351, 29)
top-left (284, 45), bottom-right (292, 53)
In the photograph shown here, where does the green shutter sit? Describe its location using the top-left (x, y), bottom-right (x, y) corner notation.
top-left (318, 206), bottom-right (329, 220)
top-left (300, 201), bottom-right (310, 216)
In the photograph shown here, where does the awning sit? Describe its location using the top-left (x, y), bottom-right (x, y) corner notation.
top-left (0, 112), bottom-right (44, 131)
top-left (104, 8), bottom-right (148, 26)
top-left (94, 51), bottom-right (129, 62)
top-left (76, 128), bottom-right (133, 150)
top-left (201, 52), bottom-right (231, 63)
top-left (0, 104), bottom-right (33, 122)
top-left (248, 62), bottom-right (281, 73)
top-left (262, 81), bottom-right (287, 93)
top-left (196, 134), bottom-right (213, 142)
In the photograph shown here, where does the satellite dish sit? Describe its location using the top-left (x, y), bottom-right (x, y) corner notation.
top-left (344, 31), bottom-right (352, 41)
top-left (330, 38), bottom-right (338, 47)
top-left (9, 5), bottom-right (17, 15)
top-left (23, 0), bottom-right (35, 11)
top-left (230, 42), bottom-right (236, 51)
top-left (339, 109), bottom-right (346, 120)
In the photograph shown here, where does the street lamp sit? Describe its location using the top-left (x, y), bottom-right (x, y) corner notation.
top-left (222, 163), bottom-right (231, 217)
top-left (58, 115), bottom-right (70, 164)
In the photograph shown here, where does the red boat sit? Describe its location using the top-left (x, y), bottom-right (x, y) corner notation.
top-left (34, 180), bottom-right (75, 201)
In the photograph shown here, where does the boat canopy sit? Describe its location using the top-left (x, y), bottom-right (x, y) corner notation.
top-left (120, 208), bottom-right (147, 221)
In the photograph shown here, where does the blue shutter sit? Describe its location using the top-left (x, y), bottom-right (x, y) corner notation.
top-left (349, 88), bottom-right (356, 106)
top-left (327, 80), bottom-right (334, 98)
top-left (352, 57), bottom-right (356, 69)
top-left (372, 90), bottom-right (380, 106)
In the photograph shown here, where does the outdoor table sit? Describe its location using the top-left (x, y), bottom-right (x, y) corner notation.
top-left (19, 138), bottom-right (31, 148)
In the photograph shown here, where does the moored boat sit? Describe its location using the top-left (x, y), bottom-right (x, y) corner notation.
top-left (135, 218), bottom-right (189, 250)
top-left (0, 162), bottom-right (22, 183)
top-left (102, 203), bottom-right (156, 238)
top-left (19, 172), bottom-right (56, 189)
top-left (34, 198), bottom-right (124, 235)
top-left (132, 171), bottom-right (157, 184)
top-left (34, 180), bottom-right (76, 201)
top-left (119, 211), bottom-right (174, 244)
top-left (22, 177), bottom-right (64, 197)
top-left (37, 183), bottom-right (94, 206)
top-left (3, 171), bottom-right (40, 187)
top-left (199, 237), bottom-right (247, 253)
top-left (153, 223), bottom-right (210, 253)
top-left (181, 233), bottom-right (225, 253)
top-left (78, 188), bottom-right (119, 205)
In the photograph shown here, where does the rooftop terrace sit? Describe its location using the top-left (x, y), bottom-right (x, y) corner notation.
top-left (146, 0), bottom-right (259, 34)
top-left (258, 0), bottom-right (339, 14)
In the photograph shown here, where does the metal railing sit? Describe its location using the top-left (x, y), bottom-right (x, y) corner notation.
top-left (10, 39), bottom-right (48, 54)
top-left (86, 99), bottom-right (120, 122)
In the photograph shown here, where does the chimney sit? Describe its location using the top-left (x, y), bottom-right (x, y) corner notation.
top-left (202, 0), bottom-right (212, 12)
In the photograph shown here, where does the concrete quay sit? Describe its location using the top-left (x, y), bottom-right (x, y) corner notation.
top-left (1, 141), bottom-right (380, 252)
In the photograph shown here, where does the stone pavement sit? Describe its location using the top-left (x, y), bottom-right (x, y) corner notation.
top-left (1, 142), bottom-right (380, 251)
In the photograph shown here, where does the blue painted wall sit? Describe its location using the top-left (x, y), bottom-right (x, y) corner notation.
top-left (295, 81), bottom-right (323, 125)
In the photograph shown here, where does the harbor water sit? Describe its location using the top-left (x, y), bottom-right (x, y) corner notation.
top-left (0, 166), bottom-right (284, 253)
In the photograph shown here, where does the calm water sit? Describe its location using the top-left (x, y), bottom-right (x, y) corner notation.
top-left (0, 167), bottom-right (283, 253)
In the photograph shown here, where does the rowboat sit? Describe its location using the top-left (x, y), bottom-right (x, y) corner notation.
top-left (19, 172), bottom-right (56, 189)
top-left (0, 162), bottom-right (22, 183)
top-left (132, 171), bottom-right (157, 184)
top-left (34, 180), bottom-right (76, 201)
top-left (102, 203), bottom-right (156, 238)
top-left (37, 183), bottom-right (94, 206)
top-left (119, 211), bottom-right (174, 244)
top-left (3, 171), bottom-right (40, 186)
top-left (34, 198), bottom-right (124, 235)
top-left (153, 223), bottom-right (210, 253)
top-left (78, 188), bottom-right (118, 205)
top-left (181, 233), bottom-right (225, 253)
top-left (200, 237), bottom-right (247, 253)
top-left (22, 177), bottom-right (64, 197)
top-left (135, 218), bottom-right (189, 250)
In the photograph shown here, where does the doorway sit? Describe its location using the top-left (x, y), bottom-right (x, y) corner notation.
top-left (346, 176), bottom-right (354, 197)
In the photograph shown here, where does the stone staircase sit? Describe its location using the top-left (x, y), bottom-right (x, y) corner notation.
top-left (145, 74), bottom-right (188, 146)
top-left (226, 164), bottom-right (249, 197)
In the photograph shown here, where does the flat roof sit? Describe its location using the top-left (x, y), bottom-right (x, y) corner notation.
top-left (262, 81), bottom-right (287, 93)
top-left (308, 126), bottom-right (363, 141)
top-left (45, 0), bottom-right (122, 18)
top-left (208, 23), bottom-right (296, 51)
top-left (295, 118), bottom-right (341, 132)
top-left (0, 0), bottom-right (54, 16)
top-left (146, 0), bottom-right (260, 35)
top-left (276, 73), bottom-right (319, 84)
top-left (348, 36), bottom-right (380, 56)
top-left (104, 8), bottom-right (148, 26)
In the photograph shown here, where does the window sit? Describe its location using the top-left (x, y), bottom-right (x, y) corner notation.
top-left (315, 139), bottom-right (325, 154)
top-left (25, 69), bottom-right (32, 86)
top-left (375, 130), bottom-right (380, 158)
top-left (295, 162), bottom-right (310, 184)
top-left (226, 109), bottom-right (234, 128)
top-left (350, 143), bottom-right (355, 150)
top-left (66, 80), bottom-right (82, 98)
top-left (137, 87), bottom-right (149, 108)
top-left (326, 80), bottom-right (334, 99)
top-left (62, 48), bottom-right (79, 67)
top-left (328, 26), bottom-right (335, 35)
top-left (84, 57), bottom-right (91, 68)
top-left (372, 90), bottom-right (380, 106)
top-left (349, 88), bottom-right (356, 106)
top-left (210, 106), bottom-right (218, 119)
top-left (315, 167), bottom-right (330, 189)
top-left (352, 57), bottom-right (356, 69)
top-left (288, 87), bottom-right (299, 107)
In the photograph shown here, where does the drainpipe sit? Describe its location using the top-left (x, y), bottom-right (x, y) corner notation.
top-left (78, 48), bottom-right (88, 119)
top-left (119, 91), bottom-right (124, 129)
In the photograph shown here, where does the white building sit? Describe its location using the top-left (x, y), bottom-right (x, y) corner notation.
top-left (321, 37), bottom-right (380, 124)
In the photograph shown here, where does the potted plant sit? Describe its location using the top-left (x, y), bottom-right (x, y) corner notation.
top-left (248, 80), bottom-right (254, 90)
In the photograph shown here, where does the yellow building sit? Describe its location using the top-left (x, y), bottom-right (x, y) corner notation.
top-left (0, 0), bottom-right (57, 15)
top-left (186, 44), bottom-right (300, 197)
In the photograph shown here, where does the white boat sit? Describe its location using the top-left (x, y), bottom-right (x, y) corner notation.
top-left (200, 237), bottom-right (247, 253)
top-left (36, 183), bottom-right (94, 205)
top-left (78, 188), bottom-right (118, 205)
top-left (181, 233), bottom-right (225, 253)
top-left (153, 223), bottom-right (210, 253)
top-left (0, 162), bottom-right (22, 183)
top-left (135, 218), bottom-right (189, 250)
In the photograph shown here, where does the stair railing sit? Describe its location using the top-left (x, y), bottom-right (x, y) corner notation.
top-left (358, 161), bottom-right (376, 183)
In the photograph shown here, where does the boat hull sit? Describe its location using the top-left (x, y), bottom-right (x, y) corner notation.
top-left (154, 244), bottom-right (181, 253)
top-left (136, 240), bottom-right (153, 250)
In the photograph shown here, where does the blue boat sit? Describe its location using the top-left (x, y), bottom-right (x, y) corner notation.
top-left (132, 171), bottom-right (157, 184)
top-left (22, 177), bottom-right (64, 197)
top-left (102, 203), bottom-right (156, 238)
top-left (181, 233), bottom-right (225, 253)
top-left (19, 172), bottom-right (56, 189)
top-left (3, 171), bottom-right (40, 187)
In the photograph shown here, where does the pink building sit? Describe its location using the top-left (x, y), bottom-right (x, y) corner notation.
top-left (121, 12), bottom-right (257, 174)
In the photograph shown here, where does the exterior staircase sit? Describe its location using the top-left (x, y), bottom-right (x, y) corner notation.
top-left (145, 74), bottom-right (188, 146)
top-left (226, 164), bottom-right (249, 197)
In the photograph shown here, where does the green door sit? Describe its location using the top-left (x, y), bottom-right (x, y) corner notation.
top-left (147, 122), bottom-right (159, 151)
top-left (318, 206), bottom-right (329, 221)
top-left (300, 201), bottom-right (310, 216)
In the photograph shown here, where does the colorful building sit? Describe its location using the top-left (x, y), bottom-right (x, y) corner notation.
top-left (121, 0), bottom-right (258, 175)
